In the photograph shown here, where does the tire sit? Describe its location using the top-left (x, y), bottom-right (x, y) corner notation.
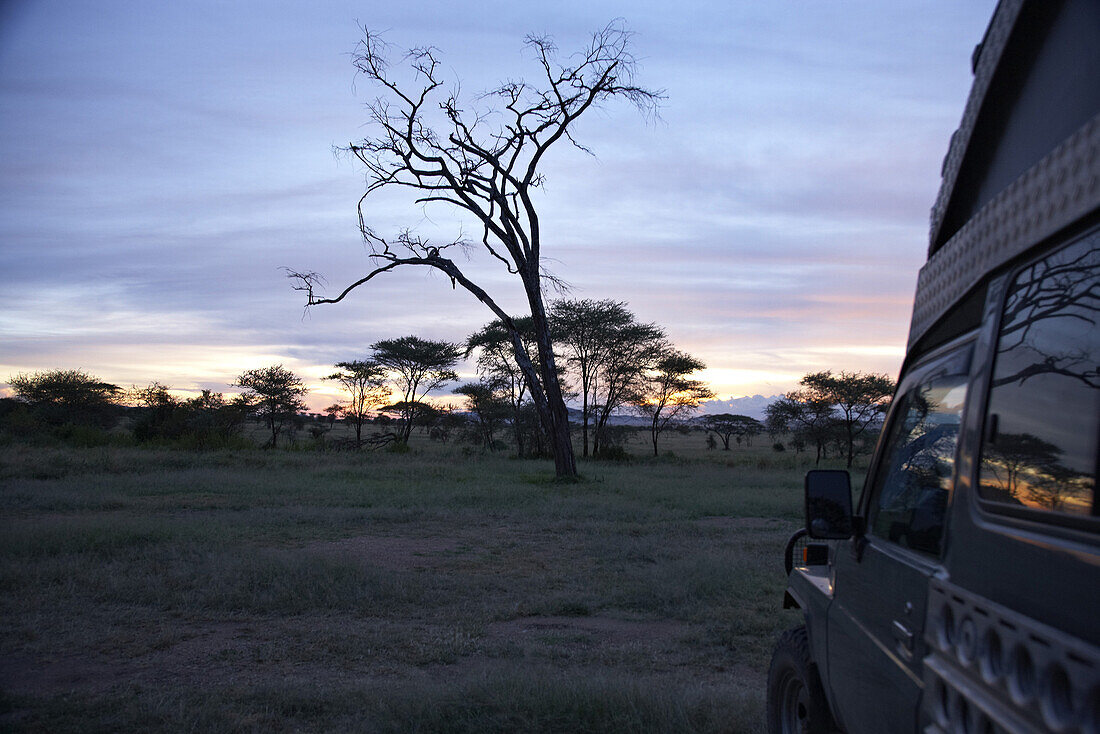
top-left (766, 626), bottom-right (836, 734)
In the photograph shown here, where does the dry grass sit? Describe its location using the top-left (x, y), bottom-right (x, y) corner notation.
top-left (0, 431), bottom-right (839, 732)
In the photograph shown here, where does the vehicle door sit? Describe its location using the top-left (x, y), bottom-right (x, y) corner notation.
top-left (824, 343), bottom-right (972, 734)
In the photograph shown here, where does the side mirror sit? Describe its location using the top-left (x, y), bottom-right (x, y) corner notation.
top-left (805, 470), bottom-right (855, 539)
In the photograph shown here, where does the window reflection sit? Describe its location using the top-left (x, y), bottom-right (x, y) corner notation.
top-left (870, 377), bottom-right (968, 556)
top-left (978, 234), bottom-right (1099, 518)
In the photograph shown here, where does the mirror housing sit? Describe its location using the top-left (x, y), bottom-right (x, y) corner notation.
top-left (805, 470), bottom-right (855, 539)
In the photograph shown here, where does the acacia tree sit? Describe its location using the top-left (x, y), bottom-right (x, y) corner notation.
top-left (702, 414), bottom-right (764, 450)
top-left (983, 432), bottom-right (1064, 500)
top-left (799, 371), bottom-right (894, 468)
top-left (632, 350), bottom-right (714, 456)
top-left (324, 403), bottom-right (343, 426)
top-left (325, 360), bottom-right (391, 447)
top-left (765, 393), bottom-right (837, 464)
top-left (235, 365), bottom-right (308, 448)
top-left (372, 336), bottom-right (460, 444)
top-left (288, 24), bottom-right (660, 478)
top-left (590, 321), bottom-right (666, 456)
top-left (550, 298), bottom-right (634, 458)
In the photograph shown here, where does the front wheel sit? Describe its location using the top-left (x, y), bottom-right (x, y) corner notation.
top-left (766, 626), bottom-right (836, 734)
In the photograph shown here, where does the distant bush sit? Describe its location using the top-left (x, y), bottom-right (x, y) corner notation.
top-left (7, 369), bottom-right (122, 432)
top-left (0, 397), bottom-right (39, 441)
top-left (53, 424), bottom-right (119, 448)
top-left (594, 445), bottom-right (631, 462)
top-left (772, 442), bottom-right (785, 452)
top-left (130, 385), bottom-right (249, 449)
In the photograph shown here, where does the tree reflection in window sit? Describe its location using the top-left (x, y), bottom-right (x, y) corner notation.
top-left (870, 377), bottom-right (968, 557)
top-left (979, 233), bottom-right (1099, 519)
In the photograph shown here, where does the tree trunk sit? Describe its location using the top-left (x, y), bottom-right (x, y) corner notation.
top-left (522, 276), bottom-right (577, 478)
top-left (512, 406), bottom-right (525, 457)
top-left (581, 390), bottom-right (590, 458)
top-left (592, 408), bottom-right (609, 456)
top-left (845, 422), bottom-right (855, 468)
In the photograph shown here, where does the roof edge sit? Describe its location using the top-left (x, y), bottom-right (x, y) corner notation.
top-left (928, 0), bottom-right (1025, 253)
top-left (909, 111), bottom-right (1100, 351)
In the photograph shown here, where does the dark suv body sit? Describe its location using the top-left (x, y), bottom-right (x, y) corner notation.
top-left (766, 1), bottom-right (1100, 732)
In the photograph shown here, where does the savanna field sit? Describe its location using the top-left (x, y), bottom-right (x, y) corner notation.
top-left (0, 429), bottom-right (856, 733)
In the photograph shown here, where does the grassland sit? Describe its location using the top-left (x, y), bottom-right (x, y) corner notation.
top-left (0, 430), bottom-right (841, 732)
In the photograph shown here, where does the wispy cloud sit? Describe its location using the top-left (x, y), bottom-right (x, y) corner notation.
top-left (0, 0), bottom-right (998, 404)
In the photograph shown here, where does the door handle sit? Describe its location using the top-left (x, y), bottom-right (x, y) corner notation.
top-left (892, 620), bottom-right (915, 659)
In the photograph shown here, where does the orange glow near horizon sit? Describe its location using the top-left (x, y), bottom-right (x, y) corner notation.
top-left (1, 339), bottom-right (907, 414)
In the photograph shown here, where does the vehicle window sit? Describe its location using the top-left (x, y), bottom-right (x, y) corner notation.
top-left (867, 364), bottom-right (969, 557)
top-left (977, 233), bottom-right (1099, 520)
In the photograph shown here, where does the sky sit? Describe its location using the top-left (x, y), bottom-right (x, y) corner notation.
top-left (0, 0), bottom-right (999, 413)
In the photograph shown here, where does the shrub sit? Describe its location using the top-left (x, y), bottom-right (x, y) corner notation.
top-left (8, 369), bottom-right (122, 430)
top-left (594, 445), bottom-right (631, 462)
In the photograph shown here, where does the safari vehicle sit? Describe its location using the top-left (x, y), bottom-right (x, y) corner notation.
top-left (766, 1), bottom-right (1100, 732)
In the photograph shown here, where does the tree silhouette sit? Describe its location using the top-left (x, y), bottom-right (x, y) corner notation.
top-left (765, 393), bottom-right (837, 465)
top-left (982, 432), bottom-right (1062, 500)
top-left (288, 23), bottom-right (661, 478)
top-left (234, 365), bottom-right (308, 448)
top-left (702, 414), bottom-right (763, 451)
top-left (325, 360), bottom-right (390, 448)
top-left (632, 350), bottom-right (714, 456)
top-left (371, 336), bottom-right (460, 444)
top-left (992, 242), bottom-right (1099, 390)
top-left (980, 431), bottom-right (1092, 512)
top-left (550, 299), bottom-right (640, 458)
top-left (9, 369), bottom-right (121, 428)
top-left (1026, 462), bottom-right (1091, 512)
top-left (798, 371), bottom-right (894, 468)
top-left (455, 380), bottom-right (511, 450)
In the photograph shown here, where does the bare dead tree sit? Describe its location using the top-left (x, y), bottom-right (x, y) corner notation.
top-left (288, 22), bottom-right (661, 478)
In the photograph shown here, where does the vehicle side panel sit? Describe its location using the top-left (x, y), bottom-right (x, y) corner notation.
top-left (944, 249), bottom-right (1100, 646)
top-left (785, 564), bottom-right (833, 697)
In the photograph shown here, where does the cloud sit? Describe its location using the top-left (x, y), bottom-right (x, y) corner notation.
top-left (0, 0), bottom-right (998, 407)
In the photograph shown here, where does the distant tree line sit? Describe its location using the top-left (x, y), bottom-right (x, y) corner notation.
top-left (2, 370), bottom-right (253, 449)
top-left (3, 304), bottom-right (894, 463)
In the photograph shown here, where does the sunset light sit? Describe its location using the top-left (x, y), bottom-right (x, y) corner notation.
top-left (1, 1), bottom-right (996, 410)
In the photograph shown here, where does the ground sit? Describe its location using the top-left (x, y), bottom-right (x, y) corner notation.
top-left (0, 430), bottom-right (835, 732)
